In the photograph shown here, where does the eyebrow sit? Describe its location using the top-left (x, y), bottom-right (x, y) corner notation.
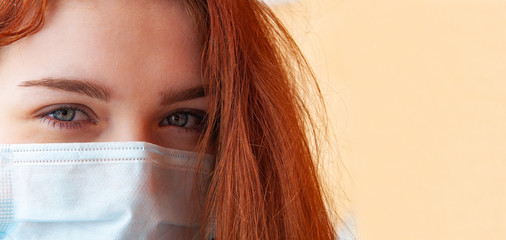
top-left (160, 86), bottom-right (206, 105)
top-left (18, 78), bottom-right (206, 105)
top-left (18, 78), bottom-right (111, 102)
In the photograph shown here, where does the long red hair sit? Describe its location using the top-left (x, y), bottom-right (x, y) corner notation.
top-left (0, 0), bottom-right (337, 239)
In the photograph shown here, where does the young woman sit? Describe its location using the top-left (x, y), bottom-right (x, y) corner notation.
top-left (0, 0), bottom-right (337, 239)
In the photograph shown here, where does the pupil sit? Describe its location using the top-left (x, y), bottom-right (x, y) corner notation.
top-left (169, 113), bottom-right (188, 126)
top-left (54, 108), bottom-right (75, 121)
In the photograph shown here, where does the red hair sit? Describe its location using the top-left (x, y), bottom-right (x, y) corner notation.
top-left (0, 0), bottom-right (337, 239)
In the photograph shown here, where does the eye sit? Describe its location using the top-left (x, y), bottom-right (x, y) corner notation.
top-left (36, 104), bottom-right (97, 129)
top-left (159, 110), bottom-right (205, 130)
top-left (166, 112), bottom-right (189, 127)
top-left (47, 107), bottom-right (89, 122)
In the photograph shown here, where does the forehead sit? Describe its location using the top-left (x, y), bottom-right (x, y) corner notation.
top-left (0, 0), bottom-right (201, 92)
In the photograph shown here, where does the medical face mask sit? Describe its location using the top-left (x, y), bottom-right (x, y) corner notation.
top-left (0, 141), bottom-right (214, 240)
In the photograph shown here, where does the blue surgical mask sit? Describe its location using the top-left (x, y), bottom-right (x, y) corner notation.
top-left (0, 141), bottom-right (214, 240)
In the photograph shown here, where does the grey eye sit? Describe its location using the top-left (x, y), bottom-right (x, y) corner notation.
top-left (49, 108), bottom-right (76, 121)
top-left (167, 113), bottom-right (189, 127)
top-left (159, 110), bottom-right (205, 129)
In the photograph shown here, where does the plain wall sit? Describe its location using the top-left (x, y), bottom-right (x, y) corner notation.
top-left (274, 0), bottom-right (506, 239)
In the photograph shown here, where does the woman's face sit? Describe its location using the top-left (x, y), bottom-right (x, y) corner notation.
top-left (0, 0), bottom-right (206, 151)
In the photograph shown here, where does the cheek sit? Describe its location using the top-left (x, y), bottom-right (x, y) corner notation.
top-left (0, 121), bottom-right (40, 144)
top-left (153, 127), bottom-right (202, 152)
top-left (0, 85), bottom-right (28, 143)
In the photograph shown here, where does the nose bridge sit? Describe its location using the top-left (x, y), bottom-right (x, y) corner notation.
top-left (101, 117), bottom-right (154, 143)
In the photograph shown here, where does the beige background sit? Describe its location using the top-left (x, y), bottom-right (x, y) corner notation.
top-left (274, 0), bottom-right (506, 239)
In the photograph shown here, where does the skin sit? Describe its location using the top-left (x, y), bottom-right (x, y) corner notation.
top-left (0, 0), bottom-right (207, 151)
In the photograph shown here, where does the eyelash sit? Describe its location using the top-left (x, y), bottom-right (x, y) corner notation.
top-left (40, 117), bottom-right (83, 129)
